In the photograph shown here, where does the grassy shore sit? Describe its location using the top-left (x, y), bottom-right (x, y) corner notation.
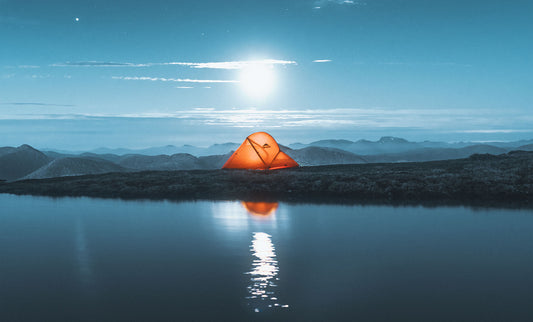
top-left (1, 151), bottom-right (532, 208)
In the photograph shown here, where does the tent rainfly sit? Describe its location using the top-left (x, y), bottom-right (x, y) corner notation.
top-left (222, 132), bottom-right (299, 170)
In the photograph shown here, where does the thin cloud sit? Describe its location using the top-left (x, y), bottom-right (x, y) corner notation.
top-left (175, 59), bottom-right (297, 69)
top-left (51, 59), bottom-right (297, 70)
top-left (4, 108), bottom-right (506, 129)
top-left (313, 0), bottom-right (365, 9)
top-left (0, 102), bottom-right (75, 107)
top-left (52, 61), bottom-right (149, 67)
top-left (4, 65), bottom-right (41, 69)
top-left (176, 86), bottom-right (194, 89)
top-left (2, 108), bottom-right (529, 136)
top-left (112, 76), bottom-right (239, 83)
top-left (31, 74), bottom-right (51, 79)
top-left (313, 59), bottom-right (332, 63)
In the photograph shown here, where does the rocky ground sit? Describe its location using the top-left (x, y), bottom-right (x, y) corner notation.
top-left (1, 151), bottom-right (532, 208)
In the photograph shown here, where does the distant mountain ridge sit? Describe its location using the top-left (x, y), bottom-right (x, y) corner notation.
top-left (290, 137), bottom-right (533, 155)
top-left (518, 144), bottom-right (533, 151)
top-left (43, 137), bottom-right (533, 157)
top-left (85, 143), bottom-right (240, 157)
top-left (2, 137), bottom-right (533, 181)
top-left (283, 146), bottom-right (367, 166)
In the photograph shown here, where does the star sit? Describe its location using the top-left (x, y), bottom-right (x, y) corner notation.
top-left (75, 17), bottom-right (80, 22)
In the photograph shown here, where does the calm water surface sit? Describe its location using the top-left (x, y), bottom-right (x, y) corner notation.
top-left (1, 194), bottom-right (532, 321)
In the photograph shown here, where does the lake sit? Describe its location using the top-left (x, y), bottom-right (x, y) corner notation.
top-left (1, 194), bottom-right (532, 321)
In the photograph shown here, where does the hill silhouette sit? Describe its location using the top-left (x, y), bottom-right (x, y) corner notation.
top-left (0, 145), bottom-right (51, 181)
top-left (2, 137), bottom-right (533, 181)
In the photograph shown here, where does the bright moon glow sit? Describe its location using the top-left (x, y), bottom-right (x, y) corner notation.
top-left (239, 64), bottom-right (276, 99)
top-left (75, 17), bottom-right (79, 21)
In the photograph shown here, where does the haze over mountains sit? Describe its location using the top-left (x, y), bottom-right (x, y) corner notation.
top-left (45, 136), bottom-right (533, 157)
top-left (1, 137), bottom-right (533, 181)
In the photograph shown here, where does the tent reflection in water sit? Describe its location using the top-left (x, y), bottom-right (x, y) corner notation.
top-left (242, 201), bottom-right (279, 216)
top-left (222, 132), bottom-right (299, 170)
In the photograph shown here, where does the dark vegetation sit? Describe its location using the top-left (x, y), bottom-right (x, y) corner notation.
top-left (1, 151), bottom-right (532, 208)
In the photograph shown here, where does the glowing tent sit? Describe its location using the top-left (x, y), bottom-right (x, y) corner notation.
top-left (222, 132), bottom-right (299, 170)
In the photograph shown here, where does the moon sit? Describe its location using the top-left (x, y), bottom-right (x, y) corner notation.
top-left (239, 63), bottom-right (275, 99)
top-left (75, 17), bottom-right (80, 22)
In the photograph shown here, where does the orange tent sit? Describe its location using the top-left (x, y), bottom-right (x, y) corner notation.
top-left (222, 132), bottom-right (299, 170)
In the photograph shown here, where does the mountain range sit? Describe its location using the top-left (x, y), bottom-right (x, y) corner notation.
top-left (1, 137), bottom-right (532, 181)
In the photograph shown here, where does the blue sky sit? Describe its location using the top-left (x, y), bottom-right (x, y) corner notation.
top-left (1, 0), bottom-right (532, 149)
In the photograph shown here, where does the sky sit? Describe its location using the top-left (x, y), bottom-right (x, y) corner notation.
top-left (1, 0), bottom-right (532, 149)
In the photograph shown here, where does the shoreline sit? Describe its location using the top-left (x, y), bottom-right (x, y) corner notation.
top-left (1, 151), bottom-right (532, 209)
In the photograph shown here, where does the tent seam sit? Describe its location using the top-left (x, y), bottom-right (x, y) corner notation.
top-left (247, 137), bottom-right (268, 168)
top-left (267, 150), bottom-right (282, 170)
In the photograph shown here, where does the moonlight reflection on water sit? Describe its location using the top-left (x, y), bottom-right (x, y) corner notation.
top-left (246, 232), bottom-right (288, 312)
top-left (241, 200), bottom-right (288, 312)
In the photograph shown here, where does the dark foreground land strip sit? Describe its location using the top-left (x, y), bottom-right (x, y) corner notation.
top-left (1, 151), bottom-right (532, 208)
